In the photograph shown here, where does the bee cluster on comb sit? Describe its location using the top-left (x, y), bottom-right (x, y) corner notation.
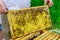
top-left (7, 6), bottom-right (52, 40)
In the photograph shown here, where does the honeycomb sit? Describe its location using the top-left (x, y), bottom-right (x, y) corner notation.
top-left (7, 6), bottom-right (52, 39)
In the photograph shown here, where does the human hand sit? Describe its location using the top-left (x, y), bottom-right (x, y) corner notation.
top-left (44, 0), bottom-right (53, 7)
top-left (0, 0), bottom-right (8, 14)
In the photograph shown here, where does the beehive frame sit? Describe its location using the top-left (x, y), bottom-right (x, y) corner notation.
top-left (1, 6), bottom-right (52, 40)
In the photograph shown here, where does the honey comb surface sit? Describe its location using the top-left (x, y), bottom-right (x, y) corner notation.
top-left (7, 6), bottom-right (52, 39)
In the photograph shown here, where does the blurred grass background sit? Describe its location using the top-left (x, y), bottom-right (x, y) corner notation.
top-left (31, 0), bottom-right (60, 34)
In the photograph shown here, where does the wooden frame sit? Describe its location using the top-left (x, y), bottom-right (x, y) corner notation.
top-left (1, 14), bottom-right (11, 40)
top-left (1, 6), bottom-right (52, 40)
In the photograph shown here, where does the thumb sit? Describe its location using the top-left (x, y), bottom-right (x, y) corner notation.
top-left (1, 1), bottom-right (8, 13)
top-left (44, 0), bottom-right (48, 5)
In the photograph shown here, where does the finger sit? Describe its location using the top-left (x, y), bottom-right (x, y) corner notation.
top-left (48, 0), bottom-right (51, 5)
top-left (0, 2), bottom-right (8, 13)
top-left (44, 0), bottom-right (48, 5)
top-left (0, 7), bottom-right (4, 14)
top-left (0, 7), bottom-right (2, 14)
top-left (48, 0), bottom-right (53, 7)
top-left (0, 6), bottom-right (7, 14)
top-left (50, 2), bottom-right (53, 7)
top-left (1, 7), bottom-right (8, 13)
top-left (2, 6), bottom-right (8, 13)
top-left (48, 2), bottom-right (53, 7)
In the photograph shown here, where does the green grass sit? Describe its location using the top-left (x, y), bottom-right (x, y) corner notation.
top-left (50, 0), bottom-right (60, 29)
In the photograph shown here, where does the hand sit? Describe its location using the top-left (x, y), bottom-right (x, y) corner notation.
top-left (0, 0), bottom-right (8, 14)
top-left (44, 0), bottom-right (53, 7)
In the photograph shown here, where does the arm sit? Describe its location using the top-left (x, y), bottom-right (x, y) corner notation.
top-left (44, 0), bottom-right (53, 7)
top-left (0, 0), bottom-right (8, 14)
